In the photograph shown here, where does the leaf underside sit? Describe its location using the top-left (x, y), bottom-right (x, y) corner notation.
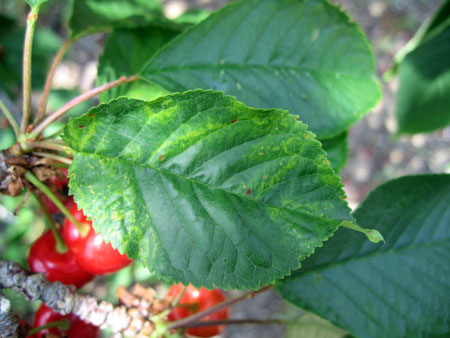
top-left (277, 174), bottom-right (450, 338)
top-left (142, 0), bottom-right (380, 139)
top-left (64, 90), bottom-right (352, 290)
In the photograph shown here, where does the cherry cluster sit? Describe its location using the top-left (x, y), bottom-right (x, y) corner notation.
top-left (26, 169), bottom-right (229, 338)
top-left (28, 168), bottom-right (132, 337)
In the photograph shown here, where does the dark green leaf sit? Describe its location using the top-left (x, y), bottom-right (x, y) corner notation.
top-left (277, 174), bottom-right (450, 338)
top-left (320, 133), bottom-right (348, 173)
top-left (142, 0), bottom-right (380, 139)
top-left (395, 25), bottom-right (450, 134)
top-left (64, 90), bottom-right (353, 289)
top-left (69, 0), bottom-right (164, 38)
top-left (421, 0), bottom-right (450, 44)
top-left (97, 26), bottom-right (179, 103)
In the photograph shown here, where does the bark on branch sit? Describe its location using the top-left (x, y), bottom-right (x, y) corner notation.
top-left (0, 259), bottom-right (172, 337)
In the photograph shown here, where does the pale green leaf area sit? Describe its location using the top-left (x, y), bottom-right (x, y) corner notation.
top-left (98, 26), bottom-right (178, 103)
top-left (286, 312), bottom-right (349, 338)
top-left (24, 0), bottom-right (48, 10)
top-left (142, 0), bottom-right (381, 139)
top-left (278, 174), bottom-right (450, 338)
top-left (320, 132), bottom-right (348, 173)
top-left (69, 0), bottom-right (163, 38)
top-left (396, 24), bottom-right (450, 134)
top-left (64, 90), bottom-right (353, 290)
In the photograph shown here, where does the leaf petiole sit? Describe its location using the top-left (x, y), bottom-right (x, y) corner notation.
top-left (340, 221), bottom-right (385, 244)
top-left (0, 100), bottom-right (20, 138)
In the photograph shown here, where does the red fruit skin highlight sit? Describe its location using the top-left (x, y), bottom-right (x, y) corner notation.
top-left (168, 283), bottom-right (229, 337)
top-left (28, 230), bottom-right (94, 288)
top-left (63, 203), bottom-right (132, 275)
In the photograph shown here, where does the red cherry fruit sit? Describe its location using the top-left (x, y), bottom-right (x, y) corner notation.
top-left (63, 203), bottom-right (132, 275)
top-left (168, 283), bottom-right (229, 337)
top-left (33, 303), bottom-right (99, 338)
top-left (28, 230), bottom-right (94, 288)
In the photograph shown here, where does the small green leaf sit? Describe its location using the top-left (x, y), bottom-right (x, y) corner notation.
top-left (320, 133), bottom-right (348, 173)
top-left (97, 26), bottom-right (179, 103)
top-left (142, 0), bottom-right (380, 139)
top-left (64, 90), bottom-right (353, 290)
top-left (69, 0), bottom-right (164, 38)
top-left (277, 174), bottom-right (450, 338)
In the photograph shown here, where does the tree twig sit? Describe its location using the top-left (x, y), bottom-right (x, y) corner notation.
top-left (30, 75), bottom-right (139, 138)
top-left (0, 295), bottom-right (19, 338)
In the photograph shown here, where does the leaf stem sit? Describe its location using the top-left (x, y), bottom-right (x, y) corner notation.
top-left (0, 99), bottom-right (20, 138)
top-left (35, 38), bottom-right (75, 123)
top-left (32, 151), bottom-right (72, 165)
top-left (21, 8), bottom-right (39, 133)
top-left (29, 141), bottom-right (71, 153)
top-left (27, 319), bottom-right (71, 336)
top-left (168, 285), bottom-right (272, 330)
top-left (178, 318), bottom-right (284, 329)
top-left (340, 221), bottom-right (385, 244)
top-left (29, 188), bottom-right (67, 253)
top-left (25, 170), bottom-right (81, 234)
top-left (29, 75), bottom-right (139, 138)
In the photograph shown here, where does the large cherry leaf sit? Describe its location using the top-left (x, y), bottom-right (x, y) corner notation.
top-left (69, 0), bottom-right (164, 38)
top-left (277, 174), bottom-right (450, 338)
top-left (63, 90), bottom-right (353, 290)
top-left (141, 0), bottom-right (380, 139)
top-left (97, 25), bottom-right (179, 103)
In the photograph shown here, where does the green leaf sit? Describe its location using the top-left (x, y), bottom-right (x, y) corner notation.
top-left (64, 90), bottom-right (353, 290)
top-left (277, 174), bottom-right (450, 338)
top-left (69, 0), bottom-right (164, 38)
top-left (286, 312), bottom-right (349, 338)
top-left (320, 133), bottom-right (348, 173)
top-left (395, 25), bottom-right (450, 134)
top-left (97, 26), bottom-right (179, 103)
top-left (142, 0), bottom-right (380, 139)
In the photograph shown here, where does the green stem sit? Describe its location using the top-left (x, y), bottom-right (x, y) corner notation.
top-left (21, 8), bottom-right (39, 133)
top-left (29, 141), bottom-right (71, 153)
top-left (29, 75), bottom-right (139, 138)
top-left (168, 285), bottom-right (272, 330)
top-left (35, 38), bottom-right (75, 123)
top-left (0, 100), bottom-right (20, 138)
top-left (170, 285), bottom-right (187, 309)
top-left (25, 171), bottom-right (82, 234)
top-left (32, 151), bottom-right (72, 165)
top-left (27, 319), bottom-right (71, 336)
top-left (30, 189), bottom-right (67, 253)
top-left (340, 221), bottom-right (385, 244)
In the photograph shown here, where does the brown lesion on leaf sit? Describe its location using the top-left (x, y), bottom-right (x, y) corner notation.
top-left (158, 154), bottom-right (166, 162)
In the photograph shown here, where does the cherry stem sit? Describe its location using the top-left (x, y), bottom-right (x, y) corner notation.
top-left (32, 151), bottom-right (72, 165)
top-left (35, 38), bottom-right (75, 123)
top-left (167, 285), bottom-right (272, 330)
top-left (21, 9), bottom-right (39, 134)
top-left (29, 140), bottom-right (71, 153)
top-left (178, 318), bottom-right (284, 329)
top-left (170, 285), bottom-right (187, 310)
top-left (24, 170), bottom-right (82, 234)
top-left (30, 75), bottom-right (139, 138)
top-left (0, 99), bottom-right (20, 138)
top-left (29, 189), bottom-right (67, 253)
top-left (27, 319), bottom-right (71, 336)
top-left (13, 189), bottom-right (30, 215)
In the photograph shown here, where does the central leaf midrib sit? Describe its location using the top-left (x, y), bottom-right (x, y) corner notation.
top-left (144, 63), bottom-right (370, 81)
top-left (296, 237), bottom-right (449, 277)
top-left (79, 151), bottom-right (344, 223)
